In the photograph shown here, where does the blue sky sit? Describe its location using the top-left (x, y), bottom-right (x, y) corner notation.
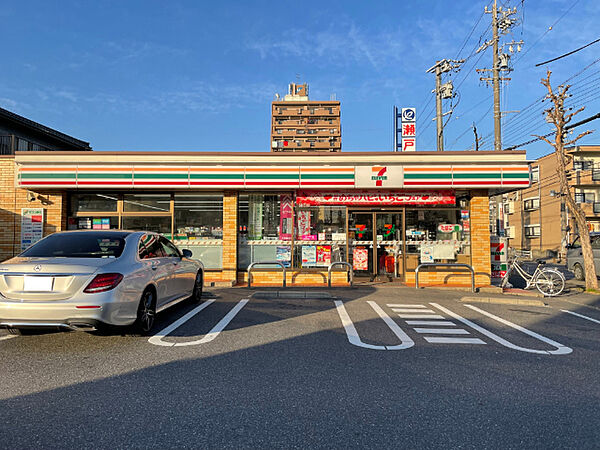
top-left (0, 0), bottom-right (598, 159)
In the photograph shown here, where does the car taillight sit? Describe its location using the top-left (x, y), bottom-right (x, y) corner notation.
top-left (83, 273), bottom-right (123, 293)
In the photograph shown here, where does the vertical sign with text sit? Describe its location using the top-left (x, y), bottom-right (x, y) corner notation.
top-left (21, 208), bottom-right (44, 251)
top-left (401, 107), bottom-right (416, 151)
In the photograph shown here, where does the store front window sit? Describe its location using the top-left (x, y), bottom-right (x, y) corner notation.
top-left (173, 193), bottom-right (223, 269)
top-left (237, 193), bottom-right (293, 269)
top-left (123, 194), bottom-right (171, 213)
top-left (404, 207), bottom-right (471, 271)
top-left (121, 216), bottom-right (172, 235)
top-left (68, 193), bottom-right (119, 230)
top-left (294, 206), bottom-right (346, 268)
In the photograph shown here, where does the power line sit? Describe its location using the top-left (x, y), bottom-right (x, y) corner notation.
top-left (536, 37), bottom-right (600, 66)
top-left (513, 0), bottom-right (581, 66)
top-left (503, 111), bottom-right (600, 151)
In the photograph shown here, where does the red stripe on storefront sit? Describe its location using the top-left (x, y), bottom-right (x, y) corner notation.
top-left (403, 182), bottom-right (453, 186)
top-left (452, 181), bottom-right (503, 185)
top-left (133, 181), bottom-right (189, 186)
top-left (300, 182), bottom-right (355, 186)
top-left (77, 181), bottom-right (133, 185)
top-left (245, 182), bottom-right (300, 186)
top-left (190, 182), bottom-right (245, 185)
top-left (20, 181), bottom-right (76, 185)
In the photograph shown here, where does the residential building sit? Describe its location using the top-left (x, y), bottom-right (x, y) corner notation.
top-left (271, 83), bottom-right (341, 152)
top-left (0, 106), bottom-right (91, 154)
top-left (499, 145), bottom-right (600, 260)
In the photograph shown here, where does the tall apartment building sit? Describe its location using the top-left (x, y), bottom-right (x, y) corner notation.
top-left (497, 145), bottom-right (600, 260)
top-left (271, 83), bottom-right (341, 152)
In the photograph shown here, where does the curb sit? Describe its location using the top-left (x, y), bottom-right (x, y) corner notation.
top-left (460, 296), bottom-right (547, 307)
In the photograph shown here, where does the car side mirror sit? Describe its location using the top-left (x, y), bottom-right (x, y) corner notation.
top-left (182, 249), bottom-right (193, 258)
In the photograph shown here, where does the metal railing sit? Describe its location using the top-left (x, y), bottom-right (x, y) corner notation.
top-left (247, 261), bottom-right (287, 288)
top-left (415, 263), bottom-right (475, 293)
top-left (327, 262), bottom-right (353, 287)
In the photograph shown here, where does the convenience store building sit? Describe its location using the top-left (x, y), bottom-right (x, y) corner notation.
top-left (1, 150), bottom-right (529, 287)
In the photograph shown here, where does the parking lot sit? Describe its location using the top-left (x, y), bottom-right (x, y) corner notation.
top-left (1, 286), bottom-right (599, 448)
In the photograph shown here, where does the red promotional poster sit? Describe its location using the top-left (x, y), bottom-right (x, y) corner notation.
top-left (353, 248), bottom-right (369, 271)
top-left (316, 245), bottom-right (331, 266)
top-left (279, 194), bottom-right (293, 240)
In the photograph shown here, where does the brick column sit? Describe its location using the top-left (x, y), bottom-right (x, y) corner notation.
top-left (0, 159), bottom-right (65, 261)
top-left (221, 191), bottom-right (238, 286)
top-left (470, 190), bottom-right (492, 286)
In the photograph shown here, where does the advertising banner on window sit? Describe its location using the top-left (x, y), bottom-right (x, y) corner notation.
top-left (279, 194), bottom-right (293, 240)
top-left (352, 248), bottom-right (369, 271)
top-left (316, 245), bottom-right (331, 266)
top-left (296, 190), bottom-right (455, 206)
top-left (248, 194), bottom-right (263, 240)
top-left (302, 245), bottom-right (316, 267)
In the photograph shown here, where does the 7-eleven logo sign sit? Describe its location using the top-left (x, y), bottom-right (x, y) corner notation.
top-left (371, 166), bottom-right (388, 186)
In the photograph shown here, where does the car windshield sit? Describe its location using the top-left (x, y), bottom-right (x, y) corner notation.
top-left (20, 232), bottom-right (128, 258)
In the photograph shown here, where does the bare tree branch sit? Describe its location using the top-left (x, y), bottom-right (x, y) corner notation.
top-left (565, 130), bottom-right (593, 147)
top-left (533, 134), bottom-right (556, 148)
top-left (565, 106), bottom-right (585, 124)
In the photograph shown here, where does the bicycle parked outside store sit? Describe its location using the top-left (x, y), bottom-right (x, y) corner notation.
top-left (501, 256), bottom-right (565, 296)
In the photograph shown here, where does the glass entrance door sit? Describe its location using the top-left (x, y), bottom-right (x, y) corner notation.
top-left (375, 212), bottom-right (404, 282)
top-left (348, 212), bottom-right (374, 279)
top-left (349, 211), bottom-right (404, 282)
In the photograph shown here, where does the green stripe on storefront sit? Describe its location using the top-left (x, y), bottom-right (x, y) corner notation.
top-left (20, 173), bottom-right (76, 179)
top-left (404, 173), bottom-right (452, 179)
top-left (78, 173), bottom-right (132, 179)
top-left (133, 173), bottom-right (187, 179)
top-left (502, 173), bottom-right (530, 178)
top-left (453, 173), bottom-right (501, 179)
top-left (246, 174), bottom-right (299, 179)
top-left (300, 174), bottom-right (354, 179)
top-left (190, 174), bottom-right (244, 179)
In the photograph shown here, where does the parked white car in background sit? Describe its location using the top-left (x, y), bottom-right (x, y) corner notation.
top-left (0, 230), bottom-right (204, 335)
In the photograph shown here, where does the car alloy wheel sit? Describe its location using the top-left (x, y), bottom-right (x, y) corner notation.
top-left (136, 289), bottom-right (156, 334)
top-left (192, 271), bottom-right (203, 303)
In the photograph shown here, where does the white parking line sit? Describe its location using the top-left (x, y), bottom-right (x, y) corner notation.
top-left (0, 335), bottom-right (17, 342)
top-left (387, 304), bottom-right (427, 308)
top-left (405, 320), bottom-right (456, 326)
top-left (334, 301), bottom-right (414, 350)
top-left (561, 310), bottom-right (600, 324)
top-left (431, 303), bottom-right (573, 355)
top-left (396, 314), bottom-right (446, 319)
top-left (424, 337), bottom-right (486, 345)
top-left (148, 299), bottom-right (248, 347)
top-left (391, 308), bottom-right (436, 314)
top-left (413, 328), bottom-right (470, 334)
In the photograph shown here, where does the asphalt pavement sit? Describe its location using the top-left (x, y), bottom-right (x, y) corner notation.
top-left (0, 285), bottom-right (599, 449)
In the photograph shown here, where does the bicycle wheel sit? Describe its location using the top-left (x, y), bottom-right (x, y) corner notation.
top-left (534, 268), bottom-right (565, 296)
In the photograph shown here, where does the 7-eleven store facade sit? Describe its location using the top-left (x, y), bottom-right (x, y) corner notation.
top-left (2, 150), bottom-right (529, 288)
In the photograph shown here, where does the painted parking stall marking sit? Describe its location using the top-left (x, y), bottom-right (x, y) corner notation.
top-left (0, 335), bottom-right (17, 342)
top-left (334, 300), bottom-right (414, 350)
top-left (390, 303), bottom-right (486, 345)
top-left (336, 301), bottom-right (572, 354)
top-left (561, 310), bottom-right (600, 325)
top-left (148, 298), bottom-right (248, 347)
top-left (432, 303), bottom-right (572, 355)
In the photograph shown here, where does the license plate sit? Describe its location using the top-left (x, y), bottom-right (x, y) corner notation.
top-left (23, 276), bottom-right (54, 292)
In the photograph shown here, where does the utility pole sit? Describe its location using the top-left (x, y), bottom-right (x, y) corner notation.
top-left (426, 59), bottom-right (463, 151)
top-left (476, 0), bottom-right (523, 151)
top-left (491, 0), bottom-right (501, 152)
top-left (472, 122), bottom-right (480, 151)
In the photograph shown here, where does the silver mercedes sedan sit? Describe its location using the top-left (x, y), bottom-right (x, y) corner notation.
top-left (0, 230), bottom-right (204, 335)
